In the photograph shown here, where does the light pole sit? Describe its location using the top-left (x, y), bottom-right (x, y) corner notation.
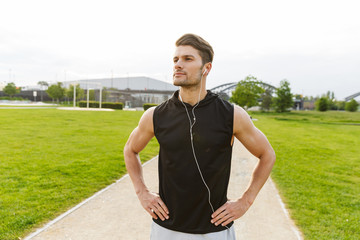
top-left (99, 86), bottom-right (102, 109)
top-left (73, 83), bottom-right (76, 108)
top-left (33, 91), bottom-right (37, 102)
top-left (87, 87), bottom-right (91, 108)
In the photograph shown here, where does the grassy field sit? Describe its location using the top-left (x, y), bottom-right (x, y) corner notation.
top-left (1, 109), bottom-right (359, 239)
top-left (250, 111), bottom-right (360, 240)
top-left (0, 109), bottom-right (158, 240)
top-left (0, 105), bottom-right (58, 108)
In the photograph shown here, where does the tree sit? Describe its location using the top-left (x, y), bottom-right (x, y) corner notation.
top-left (38, 81), bottom-right (49, 87)
top-left (315, 97), bottom-right (329, 111)
top-left (38, 81), bottom-right (49, 102)
top-left (89, 90), bottom-right (96, 101)
top-left (3, 82), bottom-right (21, 98)
top-left (304, 95), bottom-right (315, 101)
top-left (272, 79), bottom-right (293, 112)
top-left (101, 87), bottom-right (109, 102)
top-left (335, 100), bottom-right (346, 110)
top-left (229, 75), bottom-right (264, 109)
top-left (345, 99), bottom-right (359, 112)
top-left (314, 91), bottom-right (338, 111)
top-left (260, 88), bottom-right (273, 111)
top-left (325, 91), bottom-right (337, 110)
top-left (46, 82), bottom-right (65, 103)
top-left (294, 94), bottom-right (302, 100)
top-left (66, 84), bottom-right (85, 101)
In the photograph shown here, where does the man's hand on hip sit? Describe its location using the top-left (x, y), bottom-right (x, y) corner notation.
top-left (211, 197), bottom-right (252, 227)
top-left (138, 190), bottom-right (169, 221)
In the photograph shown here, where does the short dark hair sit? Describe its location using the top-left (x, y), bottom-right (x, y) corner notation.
top-left (175, 33), bottom-right (214, 64)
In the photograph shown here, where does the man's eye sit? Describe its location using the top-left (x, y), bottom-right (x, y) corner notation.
top-left (186, 58), bottom-right (192, 61)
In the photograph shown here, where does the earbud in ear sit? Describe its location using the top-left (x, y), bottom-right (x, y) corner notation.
top-left (202, 69), bottom-right (207, 75)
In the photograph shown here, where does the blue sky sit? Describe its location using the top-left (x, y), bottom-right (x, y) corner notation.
top-left (1, 0), bottom-right (359, 99)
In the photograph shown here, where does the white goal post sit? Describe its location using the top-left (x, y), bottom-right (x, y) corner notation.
top-left (68, 81), bottom-right (103, 109)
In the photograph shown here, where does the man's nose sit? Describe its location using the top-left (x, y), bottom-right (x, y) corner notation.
top-left (174, 60), bottom-right (183, 70)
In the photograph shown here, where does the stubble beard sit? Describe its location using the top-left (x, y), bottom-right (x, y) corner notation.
top-left (173, 71), bottom-right (202, 87)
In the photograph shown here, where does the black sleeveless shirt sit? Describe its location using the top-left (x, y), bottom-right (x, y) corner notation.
top-left (153, 90), bottom-right (234, 234)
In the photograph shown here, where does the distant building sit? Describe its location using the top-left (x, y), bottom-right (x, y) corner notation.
top-left (0, 76), bottom-right (178, 107)
top-left (62, 76), bottom-right (176, 91)
top-left (62, 76), bottom-right (178, 108)
top-left (21, 85), bottom-right (47, 91)
top-left (293, 98), bottom-right (304, 110)
top-left (303, 100), bottom-right (315, 110)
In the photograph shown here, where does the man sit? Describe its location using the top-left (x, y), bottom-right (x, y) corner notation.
top-left (124, 33), bottom-right (276, 239)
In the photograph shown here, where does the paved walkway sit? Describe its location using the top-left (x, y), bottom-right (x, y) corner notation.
top-left (25, 140), bottom-right (303, 240)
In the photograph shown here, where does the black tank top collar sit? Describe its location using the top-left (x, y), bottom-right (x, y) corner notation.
top-left (170, 90), bottom-right (218, 108)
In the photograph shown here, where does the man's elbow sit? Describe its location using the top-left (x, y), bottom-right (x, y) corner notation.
top-left (123, 142), bottom-right (136, 165)
top-left (259, 147), bottom-right (276, 166)
top-left (267, 148), bottom-right (276, 167)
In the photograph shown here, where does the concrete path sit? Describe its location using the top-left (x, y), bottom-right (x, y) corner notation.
top-left (25, 140), bottom-right (303, 240)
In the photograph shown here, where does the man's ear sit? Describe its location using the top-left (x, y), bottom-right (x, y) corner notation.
top-left (203, 62), bottom-right (212, 75)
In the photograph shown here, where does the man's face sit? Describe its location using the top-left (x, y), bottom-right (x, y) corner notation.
top-left (173, 45), bottom-right (203, 87)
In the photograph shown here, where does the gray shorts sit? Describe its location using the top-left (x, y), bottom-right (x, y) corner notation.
top-left (150, 221), bottom-right (236, 240)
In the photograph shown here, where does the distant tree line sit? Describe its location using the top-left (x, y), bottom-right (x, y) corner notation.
top-left (229, 75), bottom-right (293, 112)
top-left (0, 82), bottom-right (108, 104)
top-left (228, 76), bottom-right (358, 112)
top-left (314, 91), bottom-right (359, 112)
top-left (1, 81), bottom-right (359, 112)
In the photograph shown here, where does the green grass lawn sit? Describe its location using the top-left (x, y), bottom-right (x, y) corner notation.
top-left (1, 109), bottom-right (359, 240)
top-left (0, 105), bottom-right (58, 108)
top-left (251, 111), bottom-right (360, 240)
top-left (0, 109), bottom-right (158, 240)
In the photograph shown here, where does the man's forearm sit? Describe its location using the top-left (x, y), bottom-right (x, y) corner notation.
top-left (124, 146), bottom-right (169, 220)
top-left (211, 149), bottom-right (275, 226)
top-left (124, 147), bottom-right (149, 195)
top-left (242, 149), bottom-right (276, 205)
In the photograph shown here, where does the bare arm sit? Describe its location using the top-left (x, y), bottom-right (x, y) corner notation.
top-left (233, 105), bottom-right (276, 204)
top-left (124, 107), bottom-right (169, 221)
top-left (212, 105), bottom-right (276, 226)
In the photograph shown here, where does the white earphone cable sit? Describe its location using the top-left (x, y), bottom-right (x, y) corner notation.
top-left (178, 71), bottom-right (229, 230)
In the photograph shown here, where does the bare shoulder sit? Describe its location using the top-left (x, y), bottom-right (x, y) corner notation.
top-left (233, 104), bottom-right (274, 158)
top-left (233, 104), bottom-right (254, 135)
top-left (138, 106), bottom-right (156, 134)
top-left (124, 107), bottom-right (156, 154)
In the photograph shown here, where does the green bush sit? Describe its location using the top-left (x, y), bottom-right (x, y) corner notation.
top-left (345, 99), bottom-right (359, 112)
top-left (143, 103), bottom-right (158, 110)
top-left (335, 100), bottom-right (346, 110)
top-left (13, 97), bottom-right (25, 100)
top-left (102, 102), bottom-right (124, 110)
top-left (315, 97), bottom-right (329, 111)
top-left (0, 96), bottom-right (25, 100)
top-left (79, 101), bottom-right (97, 108)
top-left (79, 101), bottom-right (123, 110)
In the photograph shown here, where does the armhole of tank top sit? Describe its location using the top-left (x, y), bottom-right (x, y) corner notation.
top-left (231, 103), bottom-right (235, 146)
top-left (152, 106), bottom-right (158, 136)
top-left (230, 135), bottom-right (234, 146)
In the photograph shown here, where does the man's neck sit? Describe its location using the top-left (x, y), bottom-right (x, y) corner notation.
top-left (178, 87), bottom-right (208, 106)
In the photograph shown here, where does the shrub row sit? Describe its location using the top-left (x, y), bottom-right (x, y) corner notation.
top-left (0, 96), bottom-right (25, 100)
top-left (143, 103), bottom-right (158, 110)
top-left (79, 101), bottom-right (124, 110)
